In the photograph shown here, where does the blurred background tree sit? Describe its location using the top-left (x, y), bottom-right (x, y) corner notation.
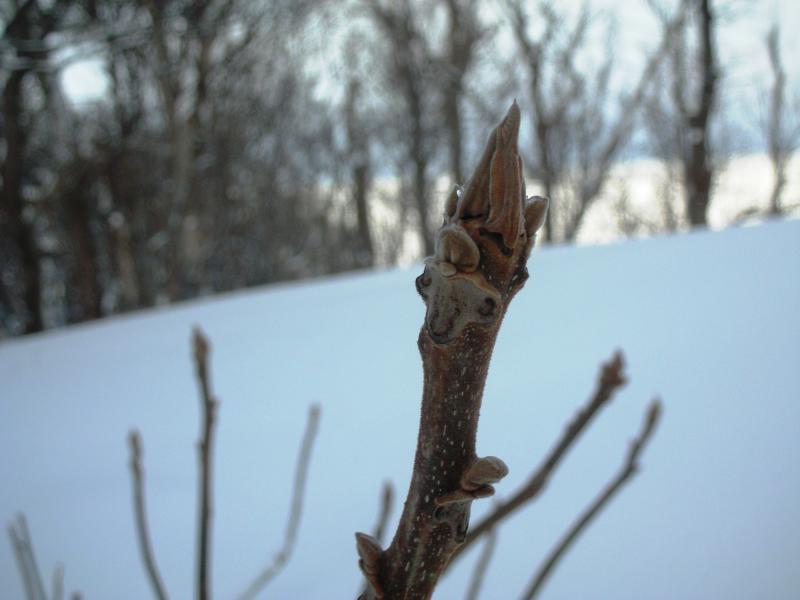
top-left (1, 0), bottom-right (798, 337)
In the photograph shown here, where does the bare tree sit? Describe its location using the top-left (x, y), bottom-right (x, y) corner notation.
top-left (506, 0), bottom-right (684, 243)
top-left (648, 0), bottom-right (719, 227)
top-left (343, 77), bottom-right (375, 267)
top-left (366, 0), bottom-right (438, 257)
top-left (763, 24), bottom-right (798, 216)
top-left (439, 0), bottom-right (489, 186)
top-left (1, 0), bottom-right (51, 333)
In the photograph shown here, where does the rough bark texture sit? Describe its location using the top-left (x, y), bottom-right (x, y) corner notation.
top-left (356, 103), bottom-right (548, 599)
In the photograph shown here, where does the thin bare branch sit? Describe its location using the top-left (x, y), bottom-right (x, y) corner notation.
top-left (450, 351), bottom-right (627, 565)
top-left (464, 526), bottom-right (497, 600)
top-left (519, 399), bottom-right (662, 600)
top-left (18, 515), bottom-right (46, 600)
top-left (52, 563), bottom-right (64, 600)
top-left (8, 514), bottom-right (47, 600)
top-left (8, 520), bottom-right (35, 600)
top-left (239, 403), bottom-right (321, 600)
top-left (192, 326), bottom-right (218, 600)
top-left (373, 480), bottom-right (395, 544)
top-left (127, 430), bottom-right (169, 600)
top-left (358, 481), bottom-right (396, 597)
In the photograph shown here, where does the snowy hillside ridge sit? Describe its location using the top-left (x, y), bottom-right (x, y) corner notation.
top-left (575, 152), bottom-right (800, 244)
top-left (2, 220), bottom-right (799, 599)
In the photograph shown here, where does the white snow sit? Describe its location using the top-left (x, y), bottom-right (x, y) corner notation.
top-left (1, 220), bottom-right (799, 599)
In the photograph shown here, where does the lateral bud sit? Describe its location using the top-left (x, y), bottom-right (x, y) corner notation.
top-left (524, 196), bottom-right (549, 237)
top-left (434, 456), bottom-right (509, 507)
top-left (461, 456), bottom-right (509, 491)
top-left (444, 185), bottom-right (461, 221)
top-left (436, 225), bottom-right (480, 273)
top-left (355, 532), bottom-right (384, 598)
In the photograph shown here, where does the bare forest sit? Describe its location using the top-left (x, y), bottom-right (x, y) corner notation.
top-left (1, 0), bottom-right (798, 337)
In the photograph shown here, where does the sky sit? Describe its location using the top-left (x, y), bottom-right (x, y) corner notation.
top-left (61, 0), bottom-right (800, 109)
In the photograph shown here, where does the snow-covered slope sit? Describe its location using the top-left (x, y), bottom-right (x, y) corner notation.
top-left (2, 220), bottom-right (799, 600)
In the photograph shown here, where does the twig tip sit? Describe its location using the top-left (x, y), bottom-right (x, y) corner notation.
top-left (192, 326), bottom-right (210, 362)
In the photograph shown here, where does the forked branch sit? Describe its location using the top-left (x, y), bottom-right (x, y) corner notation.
top-left (520, 400), bottom-right (662, 599)
top-left (8, 513), bottom-right (47, 600)
top-left (8, 514), bottom-right (79, 600)
top-left (450, 351), bottom-right (628, 565)
top-left (358, 482), bottom-right (396, 597)
top-left (192, 327), bottom-right (218, 600)
top-left (239, 403), bottom-right (321, 600)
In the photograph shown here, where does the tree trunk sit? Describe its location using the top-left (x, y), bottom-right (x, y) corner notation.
top-left (409, 90), bottom-right (434, 258)
top-left (1, 69), bottom-right (43, 333)
top-left (345, 79), bottom-right (374, 267)
top-left (684, 0), bottom-right (717, 227)
top-left (63, 171), bottom-right (103, 322)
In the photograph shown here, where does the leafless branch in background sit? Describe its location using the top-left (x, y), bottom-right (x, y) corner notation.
top-left (440, 0), bottom-right (489, 186)
top-left (463, 526), bottom-right (497, 600)
top-left (506, 0), bottom-right (685, 242)
top-left (192, 327), bottom-right (218, 600)
top-left (764, 24), bottom-right (799, 216)
top-left (343, 75), bottom-right (375, 268)
top-left (127, 430), bottom-right (169, 600)
top-left (52, 564), bottom-right (64, 600)
top-left (239, 403), bottom-right (321, 600)
top-left (357, 481), bottom-right (396, 596)
top-left (8, 513), bottom-right (47, 600)
top-left (366, 0), bottom-right (437, 257)
top-left (7, 514), bottom-right (79, 600)
top-left (519, 400), bottom-right (663, 600)
top-left (449, 351), bottom-right (628, 566)
top-left (372, 481), bottom-right (395, 545)
top-left (648, 0), bottom-right (719, 227)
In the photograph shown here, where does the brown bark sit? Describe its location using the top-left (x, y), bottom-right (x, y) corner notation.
top-left (356, 103), bottom-right (548, 599)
